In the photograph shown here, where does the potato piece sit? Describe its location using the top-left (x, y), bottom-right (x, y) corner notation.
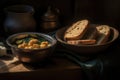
top-left (28, 39), bottom-right (39, 46)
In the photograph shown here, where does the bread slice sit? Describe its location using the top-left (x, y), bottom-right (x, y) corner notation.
top-left (67, 39), bottom-right (96, 45)
top-left (64, 19), bottom-right (89, 41)
top-left (96, 25), bottom-right (110, 45)
top-left (81, 25), bottom-right (97, 40)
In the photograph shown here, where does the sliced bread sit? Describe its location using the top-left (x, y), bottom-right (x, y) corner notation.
top-left (81, 25), bottom-right (97, 40)
top-left (67, 39), bottom-right (96, 45)
top-left (96, 25), bottom-right (110, 44)
top-left (64, 19), bottom-right (89, 41)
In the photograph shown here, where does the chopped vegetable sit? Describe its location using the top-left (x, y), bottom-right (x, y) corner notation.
top-left (16, 39), bottom-right (23, 44)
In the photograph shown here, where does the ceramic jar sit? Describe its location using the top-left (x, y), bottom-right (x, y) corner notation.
top-left (4, 5), bottom-right (36, 37)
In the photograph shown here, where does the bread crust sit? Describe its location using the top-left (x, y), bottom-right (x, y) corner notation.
top-left (67, 39), bottom-right (96, 45)
top-left (64, 19), bottom-right (89, 41)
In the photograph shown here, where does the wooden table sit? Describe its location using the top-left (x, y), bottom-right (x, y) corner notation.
top-left (0, 54), bottom-right (83, 80)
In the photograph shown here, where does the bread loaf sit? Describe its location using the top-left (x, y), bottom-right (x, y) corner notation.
top-left (64, 19), bottom-right (89, 41)
top-left (96, 25), bottom-right (110, 44)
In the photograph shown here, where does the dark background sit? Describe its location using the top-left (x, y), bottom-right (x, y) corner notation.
top-left (0, 0), bottom-right (120, 34)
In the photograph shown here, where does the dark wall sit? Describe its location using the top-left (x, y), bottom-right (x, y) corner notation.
top-left (75, 0), bottom-right (120, 30)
